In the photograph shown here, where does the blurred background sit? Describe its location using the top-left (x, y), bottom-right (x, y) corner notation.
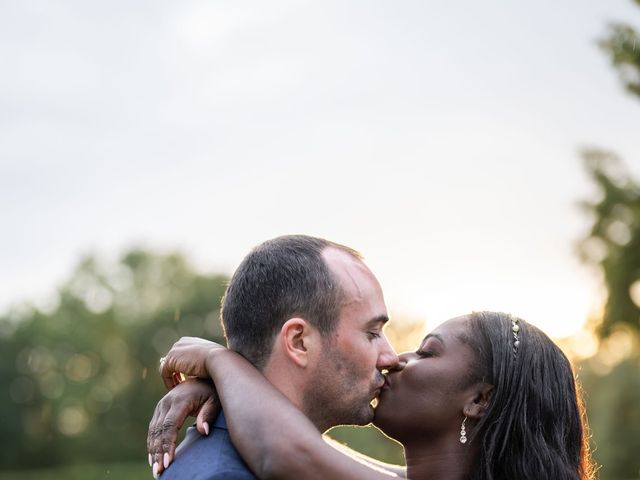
top-left (1, 0), bottom-right (639, 478)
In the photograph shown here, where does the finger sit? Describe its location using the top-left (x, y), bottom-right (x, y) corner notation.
top-left (173, 371), bottom-right (185, 387)
top-left (159, 401), bottom-right (192, 471)
top-left (195, 396), bottom-right (220, 435)
top-left (147, 405), bottom-right (156, 456)
top-left (148, 397), bottom-right (167, 457)
top-left (149, 398), bottom-right (170, 477)
top-left (161, 354), bottom-right (179, 390)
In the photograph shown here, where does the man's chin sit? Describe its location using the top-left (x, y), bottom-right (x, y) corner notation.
top-left (347, 403), bottom-right (375, 427)
top-left (365, 405), bottom-right (376, 424)
top-left (363, 402), bottom-right (377, 424)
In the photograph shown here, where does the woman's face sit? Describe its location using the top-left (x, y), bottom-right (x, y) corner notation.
top-left (373, 315), bottom-right (480, 441)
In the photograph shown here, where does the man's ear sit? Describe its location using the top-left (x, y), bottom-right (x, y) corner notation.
top-left (279, 318), bottom-right (320, 368)
top-left (463, 383), bottom-right (493, 420)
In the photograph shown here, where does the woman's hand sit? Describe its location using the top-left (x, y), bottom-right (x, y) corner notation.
top-left (147, 378), bottom-right (220, 476)
top-left (159, 336), bottom-right (226, 390)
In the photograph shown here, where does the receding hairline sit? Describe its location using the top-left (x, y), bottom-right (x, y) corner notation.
top-left (320, 241), bottom-right (363, 262)
top-left (321, 244), bottom-right (376, 302)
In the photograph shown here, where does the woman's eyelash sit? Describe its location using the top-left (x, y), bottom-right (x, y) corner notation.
top-left (367, 332), bottom-right (381, 339)
top-left (416, 350), bottom-right (434, 357)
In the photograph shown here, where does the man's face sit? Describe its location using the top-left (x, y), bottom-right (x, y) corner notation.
top-left (302, 248), bottom-right (399, 430)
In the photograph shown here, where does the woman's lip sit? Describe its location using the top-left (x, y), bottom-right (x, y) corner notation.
top-left (372, 377), bottom-right (389, 399)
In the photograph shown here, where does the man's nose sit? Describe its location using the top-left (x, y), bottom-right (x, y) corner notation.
top-left (385, 351), bottom-right (413, 372)
top-left (377, 334), bottom-right (399, 370)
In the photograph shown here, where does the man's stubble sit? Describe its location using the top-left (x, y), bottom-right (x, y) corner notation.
top-left (302, 340), bottom-right (381, 432)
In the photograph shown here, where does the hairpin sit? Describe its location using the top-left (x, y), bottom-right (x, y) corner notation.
top-left (511, 317), bottom-right (520, 354)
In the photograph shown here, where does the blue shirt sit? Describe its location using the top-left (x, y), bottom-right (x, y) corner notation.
top-left (161, 411), bottom-right (256, 480)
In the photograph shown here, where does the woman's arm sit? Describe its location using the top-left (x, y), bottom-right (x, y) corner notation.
top-left (206, 348), bottom-right (402, 480)
top-left (158, 337), bottom-right (404, 480)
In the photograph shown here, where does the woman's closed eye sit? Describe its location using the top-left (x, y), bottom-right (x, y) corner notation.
top-left (415, 335), bottom-right (443, 357)
top-left (415, 349), bottom-right (435, 358)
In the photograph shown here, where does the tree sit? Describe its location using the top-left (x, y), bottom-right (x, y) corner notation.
top-left (579, 149), bottom-right (640, 339)
top-left (599, 0), bottom-right (640, 97)
top-left (575, 4), bottom-right (640, 479)
top-left (579, 0), bottom-right (640, 340)
top-left (0, 249), bottom-right (228, 470)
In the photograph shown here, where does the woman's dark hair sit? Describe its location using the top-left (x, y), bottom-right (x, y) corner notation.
top-left (464, 311), bottom-right (596, 480)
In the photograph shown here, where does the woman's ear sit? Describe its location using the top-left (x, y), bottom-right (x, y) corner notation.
top-left (279, 318), bottom-right (320, 368)
top-left (463, 383), bottom-right (494, 419)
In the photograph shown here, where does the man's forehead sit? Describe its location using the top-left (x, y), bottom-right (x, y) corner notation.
top-left (321, 246), bottom-right (364, 267)
top-left (321, 247), bottom-right (375, 293)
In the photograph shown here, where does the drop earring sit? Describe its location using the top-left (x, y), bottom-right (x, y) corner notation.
top-left (459, 417), bottom-right (467, 444)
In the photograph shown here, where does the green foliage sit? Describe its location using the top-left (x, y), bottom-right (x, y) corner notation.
top-left (0, 250), bottom-right (228, 470)
top-left (579, 149), bottom-right (640, 339)
top-left (574, 9), bottom-right (640, 477)
top-left (599, 1), bottom-right (640, 97)
top-left (327, 425), bottom-right (404, 465)
top-left (578, 154), bottom-right (640, 478)
top-left (0, 247), bottom-right (413, 474)
top-left (579, 358), bottom-right (640, 480)
top-left (586, 1), bottom-right (640, 340)
top-left (0, 462), bottom-right (149, 480)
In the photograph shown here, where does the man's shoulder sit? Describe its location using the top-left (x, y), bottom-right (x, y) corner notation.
top-left (161, 413), bottom-right (256, 480)
top-left (200, 469), bottom-right (257, 480)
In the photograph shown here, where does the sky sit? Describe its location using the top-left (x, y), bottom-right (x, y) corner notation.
top-left (2, 0), bottom-right (640, 339)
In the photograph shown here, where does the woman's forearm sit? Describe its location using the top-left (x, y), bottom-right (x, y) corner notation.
top-left (204, 349), bottom-right (400, 480)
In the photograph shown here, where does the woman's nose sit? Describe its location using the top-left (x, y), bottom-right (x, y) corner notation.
top-left (389, 352), bottom-right (410, 372)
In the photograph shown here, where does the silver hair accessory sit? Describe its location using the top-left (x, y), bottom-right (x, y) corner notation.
top-left (459, 417), bottom-right (467, 444)
top-left (511, 316), bottom-right (520, 354)
top-left (159, 356), bottom-right (166, 368)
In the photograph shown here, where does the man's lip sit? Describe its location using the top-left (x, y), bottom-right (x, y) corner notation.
top-left (371, 374), bottom-right (390, 401)
top-left (379, 375), bottom-right (390, 391)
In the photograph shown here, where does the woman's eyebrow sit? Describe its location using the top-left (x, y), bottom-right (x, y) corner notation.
top-left (421, 333), bottom-right (444, 345)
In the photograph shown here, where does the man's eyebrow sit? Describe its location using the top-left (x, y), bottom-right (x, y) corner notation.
top-left (364, 315), bottom-right (390, 328)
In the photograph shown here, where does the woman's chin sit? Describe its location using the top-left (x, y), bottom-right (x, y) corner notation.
top-left (371, 397), bottom-right (390, 428)
top-left (372, 395), bottom-right (404, 442)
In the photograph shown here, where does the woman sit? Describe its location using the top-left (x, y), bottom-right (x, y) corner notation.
top-left (149, 311), bottom-right (596, 479)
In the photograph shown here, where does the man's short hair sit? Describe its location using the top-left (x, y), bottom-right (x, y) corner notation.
top-left (220, 235), bottom-right (362, 370)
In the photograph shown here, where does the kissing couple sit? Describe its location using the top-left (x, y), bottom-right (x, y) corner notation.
top-left (147, 235), bottom-right (594, 480)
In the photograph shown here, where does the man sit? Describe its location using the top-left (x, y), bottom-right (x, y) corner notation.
top-left (148, 235), bottom-right (398, 478)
